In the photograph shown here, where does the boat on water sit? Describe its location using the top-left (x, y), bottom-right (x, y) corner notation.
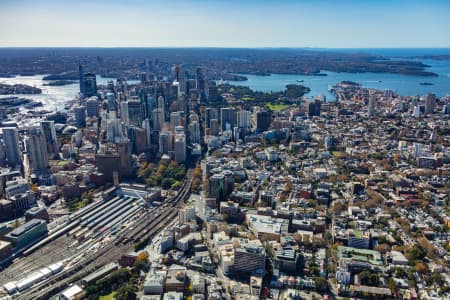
top-left (296, 80), bottom-right (304, 83)
top-left (419, 82), bottom-right (434, 86)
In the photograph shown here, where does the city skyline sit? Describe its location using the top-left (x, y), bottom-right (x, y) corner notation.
top-left (1, 0), bottom-right (450, 48)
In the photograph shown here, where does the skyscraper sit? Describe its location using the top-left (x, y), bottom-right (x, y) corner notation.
top-left (82, 73), bottom-right (97, 98)
top-left (106, 118), bottom-right (124, 142)
top-left (26, 128), bottom-right (49, 174)
top-left (425, 93), bottom-right (436, 114)
top-left (308, 100), bottom-right (321, 117)
top-left (120, 101), bottom-right (129, 125)
top-left (205, 108), bottom-right (218, 129)
top-left (86, 96), bottom-right (100, 118)
top-left (142, 119), bottom-right (152, 148)
top-left (79, 64), bottom-right (84, 94)
top-left (170, 111), bottom-right (183, 128)
top-left (152, 109), bottom-right (164, 132)
top-left (127, 100), bottom-right (144, 127)
top-left (74, 106), bottom-right (86, 127)
top-left (174, 133), bottom-right (186, 162)
top-left (368, 94), bottom-right (376, 117)
top-left (157, 96), bottom-right (166, 120)
top-left (40, 121), bottom-right (58, 156)
top-left (116, 138), bottom-right (132, 175)
top-left (256, 110), bottom-right (272, 132)
top-left (189, 121), bottom-right (201, 144)
top-left (237, 110), bottom-right (252, 129)
top-left (196, 67), bottom-right (208, 102)
top-left (220, 107), bottom-right (236, 131)
top-left (159, 131), bottom-right (170, 155)
top-left (208, 83), bottom-right (219, 102)
top-left (2, 128), bottom-right (21, 166)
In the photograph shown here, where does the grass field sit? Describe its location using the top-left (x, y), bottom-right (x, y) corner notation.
top-left (332, 151), bottom-right (345, 157)
top-left (265, 103), bottom-right (289, 111)
top-left (100, 291), bottom-right (116, 300)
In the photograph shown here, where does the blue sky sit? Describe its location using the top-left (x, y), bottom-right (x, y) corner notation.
top-left (0, 0), bottom-right (449, 47)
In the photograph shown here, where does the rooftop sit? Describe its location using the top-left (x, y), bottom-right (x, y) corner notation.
top-left (8, 219), bottom-right (46, 237)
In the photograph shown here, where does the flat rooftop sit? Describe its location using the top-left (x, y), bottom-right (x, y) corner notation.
top-left (8, 219), bottom-right (45, 237)
top-left (338, 246), bottom-right (382, 266)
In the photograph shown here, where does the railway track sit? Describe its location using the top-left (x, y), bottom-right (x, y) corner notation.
top-left (20, 168), bottom-right (194, 299)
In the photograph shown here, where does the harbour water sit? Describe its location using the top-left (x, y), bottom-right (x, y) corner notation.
top-left (0, 75), bottom-right (139, 111)
top-left (226, 58), bottom-right (450, 100)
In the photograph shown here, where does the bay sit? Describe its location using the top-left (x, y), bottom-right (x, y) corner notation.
top-left (0, 75), bottom-right (139, 111)
top-left (224, 58), bottom-right (450, 100)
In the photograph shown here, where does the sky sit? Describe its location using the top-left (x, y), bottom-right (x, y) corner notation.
top-left (0, 0), bottom-right (449, 48)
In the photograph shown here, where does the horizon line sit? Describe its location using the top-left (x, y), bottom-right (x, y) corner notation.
top-left (1, 46), bottom-right (450, 50)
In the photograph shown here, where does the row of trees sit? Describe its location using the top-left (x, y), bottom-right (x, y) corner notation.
top-left (191, 164), bottom-right (202, 191)
top-left (85, 268), bottom-right (135, 300)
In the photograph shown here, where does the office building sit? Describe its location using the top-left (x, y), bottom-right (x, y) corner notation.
top-left (368, 94), bottom-right (376, 117)
top-left (209, 173), bottom-right (226, 203)
top-left (26, 128), bottom-right (49, 174)
top-left (220, 108), bottom-right (236, 131)
top-left (205, 107), bottom-right (218, 129)
top-left (170, 111), bottom-right (183, 128)
top-left (308, 100), bottom-right (321, 117)
top-left (5, 219), bottom-right (48, 249)
top-left (274, 248), bottom-right (300, 274)
top-left (2, 128), bottom-right (21, 166)
top-left (79, 64), bottom-right (85, 94)
top-left (127, 99), bottom-right (144, 127)
top-left (208, 83), bottom-right (220, 102)
top-left (209, 119), bottom-right (219, 136)
top-left (74, 106), bottom-right (86, 127)
top-left (152, 109), bottom-right (164, 132)
top-left (82, 72), bottom-right (97, 98)
top-left (237, 110), bottom-right (251, 129)
top-left (174, 133), bottom-right (186, 162)
top-left (229, 240), bottom-right (266, 275)
top-left (86, 96), bottom-right (100, 117)
top-left (106, 118), bottom-right (124, 142)
top-left (144, 271), bottom-right (165, 295)
top-left (196, 67), bottom-right (208, 101)
top-left (425, 93), bottom-right (436, 114)
top-left (179, 206), bottom-right (196, 224)
top-left (157, 95), bottom-right (166, 120)
top-left (95, 149), bottom-right (121, 181)
top-left (119, 101), bottom-right (129, 124)
top-left (159, 131), bottom-right (170, 155)
top-left (256, 110), bottom-right (271, 132)
top-left (116, 138), bottom-right (133, 175)
top-left (40, 121), bottom-right (58, 156)
top-left (189, 121), bottom-right (201, 144)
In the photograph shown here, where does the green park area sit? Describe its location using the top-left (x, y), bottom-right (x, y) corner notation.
top-left (265, 103), bottom-right (289, 111)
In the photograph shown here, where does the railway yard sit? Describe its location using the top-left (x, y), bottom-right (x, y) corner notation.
top-left (0, 169), bottom-right (193, 299)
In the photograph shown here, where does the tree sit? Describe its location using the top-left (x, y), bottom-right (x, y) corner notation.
top-left (395, 267), bottom-right (407, 278)
top-left (203, 179), bottom-right (209, 194)
top-left (358, 271), bottom-right (379, 286)
top-left (414, 262), bottom-right (428, 274)
top-left (115, 284), bottom-right (136, 300)
top-left (285, 180), bottom-right (293, 193)
top-left (407, 245), bottom-right (426, 261)
top-left (314, 277), bottom-right (330, 293)
top-left (31, 183), bottom-right (39, 193)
